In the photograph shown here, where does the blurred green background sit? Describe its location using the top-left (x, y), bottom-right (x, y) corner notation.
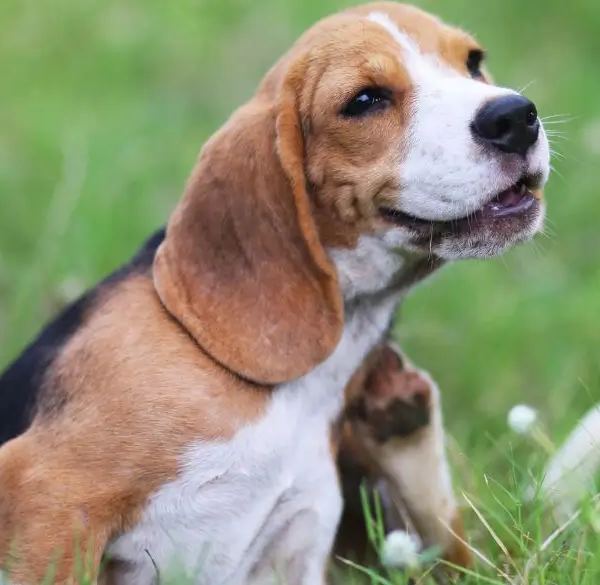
top-left (0, 0), bottom-right (598, 510)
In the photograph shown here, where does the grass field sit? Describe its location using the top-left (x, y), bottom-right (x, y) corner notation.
top-left (1, 0), bottom-right (600, 582)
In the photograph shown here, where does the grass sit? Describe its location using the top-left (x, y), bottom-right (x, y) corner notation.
top-left (1, 0), bottom-right (600, 582)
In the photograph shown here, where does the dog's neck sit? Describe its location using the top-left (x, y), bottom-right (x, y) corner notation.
top-left (276, 238), bottom-right (445, 423)
top-left (328, 235), bottom-right (445, 305)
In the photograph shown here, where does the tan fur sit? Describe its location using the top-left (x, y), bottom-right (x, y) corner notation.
top-left (0, 277), bottom-right (270, 583)
top-left (153, 97), bottom-right (344, 386)
top-left (0, 3), bottom-right (507, 582)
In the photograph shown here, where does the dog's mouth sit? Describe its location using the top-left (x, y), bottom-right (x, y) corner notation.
top-left (380, 175), bottom-right (542, 236)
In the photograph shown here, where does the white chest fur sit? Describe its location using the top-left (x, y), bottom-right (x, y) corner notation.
top-left (106, 290), bottom-right (401, 585)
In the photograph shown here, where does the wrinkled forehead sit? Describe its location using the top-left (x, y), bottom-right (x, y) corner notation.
top-left (260, 2), bottom-right (481, 99)
top-left (345, 2), bottom-right (480, 62)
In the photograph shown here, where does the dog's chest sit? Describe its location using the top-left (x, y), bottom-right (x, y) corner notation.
top-left (107, 294), bottom-right (400, 585)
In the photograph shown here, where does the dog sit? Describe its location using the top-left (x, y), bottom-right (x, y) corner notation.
top-left (0, 2), bottom-right (549, 584)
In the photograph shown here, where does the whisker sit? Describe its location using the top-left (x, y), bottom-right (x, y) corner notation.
top-left (540, 115), bottom-right (578, 126)
top-left (537, 230), bottom-right (555, 245)
top-left (543, 120), bottom-right (574, 126)
top-left (547, 137), bottom-right (571, 146)
top-left (545, 130), bottom-right (568, 138)
top-left (518, 79), bottom-right (537, 94)
top-left (531, 240), bottom-right (548, 259)
top-left (549, 164), bottom-right (566, 183)
top-left (429, 223), bottom-right (434, 257)
top-left (548, 140), bottom-right (565, 154)
top-left (540, 224), bottom-right (558, 239)
top-left (540, 113), bottom-right (575, 121)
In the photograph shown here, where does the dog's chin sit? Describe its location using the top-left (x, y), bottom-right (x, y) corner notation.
top-left (381, 180), bottom-right (546, 260)
top-left (429, 205), bottom-right (545, 260)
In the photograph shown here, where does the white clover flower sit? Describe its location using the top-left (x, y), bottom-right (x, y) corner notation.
top-left (508, 404), bottom-right (538, 435)
top-left (380, 530), bottom-right (422, 569)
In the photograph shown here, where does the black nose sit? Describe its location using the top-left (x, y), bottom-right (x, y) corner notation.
top-left (471, 95), bottom-right (540, 156)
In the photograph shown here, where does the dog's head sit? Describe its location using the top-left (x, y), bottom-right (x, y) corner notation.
top-left (304, 3), bottom-right (549, 260)
top-left (154, 2), bottom-right (550, 384)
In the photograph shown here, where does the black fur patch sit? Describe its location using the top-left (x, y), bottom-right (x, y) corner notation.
top-left (368, 394), bottom-right (431, 443)
top-left (0, 228), bottom-right (166, 447)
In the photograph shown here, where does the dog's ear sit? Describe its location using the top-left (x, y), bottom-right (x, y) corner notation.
top-left (153, 66), bottom-right (343, 385)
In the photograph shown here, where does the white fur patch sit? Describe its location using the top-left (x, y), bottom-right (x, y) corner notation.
top-left (328, 234), bottom-right (407, 297)
top-left (367, 11), bottom-right (550, 228)
top-left (106, 285), bottom-right (403, 585)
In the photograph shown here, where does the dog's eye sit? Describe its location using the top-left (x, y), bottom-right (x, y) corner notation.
top-left (466, 49), bottom-right (485, 79)
top-left (342, 87), bottom-right (392, 117)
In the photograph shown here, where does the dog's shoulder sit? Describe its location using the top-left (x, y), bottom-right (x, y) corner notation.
top-left (0, 228), bottom-right (166, 446)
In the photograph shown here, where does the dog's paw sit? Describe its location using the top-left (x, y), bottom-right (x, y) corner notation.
top-left (346, 345), bottom-right (433, 443)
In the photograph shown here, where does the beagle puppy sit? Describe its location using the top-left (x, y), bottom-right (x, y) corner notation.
top-left (0, 2), bottom-right (550, 584)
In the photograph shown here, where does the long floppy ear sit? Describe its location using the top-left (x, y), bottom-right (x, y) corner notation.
top-left (153, 75), bottom-right (343, 385)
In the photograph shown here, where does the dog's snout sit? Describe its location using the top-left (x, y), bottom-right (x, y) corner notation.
top-left (471, 95), bottom-right (540, 156)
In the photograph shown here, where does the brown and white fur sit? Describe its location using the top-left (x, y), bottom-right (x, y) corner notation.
top-left (334, 343), bottom-right (471, 574)
top-left (0, 2), bottom-right (549, 584)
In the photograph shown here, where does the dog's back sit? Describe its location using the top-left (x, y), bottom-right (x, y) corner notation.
top-left (0, 229), bottom-right (166, 447)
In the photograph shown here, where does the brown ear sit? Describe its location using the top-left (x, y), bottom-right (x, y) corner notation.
top-left (153, 80), bottom-right (343, 385)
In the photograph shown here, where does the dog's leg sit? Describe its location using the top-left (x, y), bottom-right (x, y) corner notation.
top-left (249, 460), bottom-right (342, 585)
top-left (336, 343), bottom-right (471, 574)
top-left (0, 435), bottom-right (115, 585)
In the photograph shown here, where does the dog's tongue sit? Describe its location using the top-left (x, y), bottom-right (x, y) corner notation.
top-left (484, 182), bottom-right (535, 218)
top-left (494, 182), bottom-right (526, 208)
